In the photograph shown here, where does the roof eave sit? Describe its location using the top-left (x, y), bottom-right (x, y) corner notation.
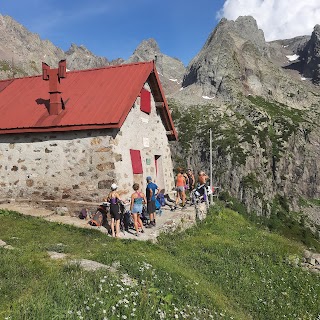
top-left (148, 62), bottom-right (178, 141)
top-left (0, 123), bottom-right (120, 135)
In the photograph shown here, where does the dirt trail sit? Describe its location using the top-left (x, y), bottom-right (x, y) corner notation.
top-left (0, 200), bottom-right (197, 242)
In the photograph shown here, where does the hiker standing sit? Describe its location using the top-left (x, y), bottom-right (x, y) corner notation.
top-left (130, 183), bottom-right (146, 236)
top-left (146, 176), bottom-right (159, 227)
top-left (106, 183), bottom-right (122, 238)
top-left (187, 168), bottom-right (195, 190)
top-left (198, 170), bottom-right (209, 185)
top-left (191, 170), bottom-right (210, 202)
top-left (175, 168), bottom-right (187, 208)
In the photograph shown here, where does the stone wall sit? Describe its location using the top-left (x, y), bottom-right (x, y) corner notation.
top-left (0, 129), bottom-right (117, 201)
top-left (106, 82), bottom-right (175, 198)
top-left (0, 83), bottom-right (175, 202)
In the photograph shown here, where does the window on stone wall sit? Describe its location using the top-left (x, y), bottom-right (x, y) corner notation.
top-left (140, 88), bottom-right (151, 114)
top-left (130, 149), bottom-right (143, 174)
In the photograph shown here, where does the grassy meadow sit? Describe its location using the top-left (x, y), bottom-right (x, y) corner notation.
top-left (0, 206), bottom-right (320, 320)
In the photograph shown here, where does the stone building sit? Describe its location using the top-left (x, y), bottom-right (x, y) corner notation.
top-left (0, 60), bottom-right (177, 202)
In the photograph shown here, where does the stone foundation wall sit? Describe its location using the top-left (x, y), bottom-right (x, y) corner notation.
top-left (0, 129), bottom-right (118, 201)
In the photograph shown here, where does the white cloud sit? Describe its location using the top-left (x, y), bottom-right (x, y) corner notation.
top-left (218, 0), bottom-right (320, 40)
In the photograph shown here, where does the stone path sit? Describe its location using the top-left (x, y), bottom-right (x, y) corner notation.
top-left (0, 200), bottom-right (198, 242)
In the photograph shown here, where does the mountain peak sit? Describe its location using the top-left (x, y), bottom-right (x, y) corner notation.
top-left (297, 23), bottom-right (320, 84)
top-left (130, 38), bottom-right (160, 62)
top-left (186, 16), bottom-right (317, 101)
top-left (127, 38), bottom-right (186, 95)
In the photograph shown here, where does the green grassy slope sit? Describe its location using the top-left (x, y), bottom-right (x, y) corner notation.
top-left (0, 208), bottom-right (319, 319)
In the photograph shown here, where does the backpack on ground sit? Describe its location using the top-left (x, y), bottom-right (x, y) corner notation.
top-left (155, 199), bottom-right (163, 216)
top-left (88, 210), bottom-right (103, 226)
top-left (79, 208), bottom-right (89, 220)
top-left (123, 210), bottom-right (133, 231)
top-left (156, 193), bottom-right (166, 207)
top-left (155, 198), bottom-right (161, 210)
top-left (140, 206), bottom-right (149, 225)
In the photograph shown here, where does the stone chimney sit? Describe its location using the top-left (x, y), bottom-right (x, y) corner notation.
top-left (42, 60), bottom-right (66, 115)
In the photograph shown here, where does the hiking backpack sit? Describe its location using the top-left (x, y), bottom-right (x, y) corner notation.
top-left (157, 194), bottom-right (166, 207)
top-left (88, 211), bottom-right (103, 226)
top-left (79, 208), bottom-right (88, 220)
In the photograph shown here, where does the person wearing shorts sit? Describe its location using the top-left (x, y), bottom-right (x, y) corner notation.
top-left (105, 183), bottom-right (122, 237)
top-left (175, 168), bottom-right (186, 208)
top-left (146, 176), bottom-right (158, 227)
top-left (130, 183), bottom-right (146, 236)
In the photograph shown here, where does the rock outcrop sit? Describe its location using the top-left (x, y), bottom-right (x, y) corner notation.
top-left (127, 38), bottom-right (186, 95)
top-left (299, 25), bottom-right (320, 84)
top-left (169, 16), bottom-right (320, 225)
top-left (179, 16), bottom-right (316, 107)
top-left (0, 14), bottom-right (113, 79)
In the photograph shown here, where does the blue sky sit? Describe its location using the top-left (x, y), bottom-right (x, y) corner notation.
top-left (0, 0), bottom-right (224, 66)
top-left (1, 0), bottom-right (319, 66)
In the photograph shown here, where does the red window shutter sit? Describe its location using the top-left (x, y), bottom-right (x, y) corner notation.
top-left (140, 88), bottom-right (151, 114)
top-left (130, 149), bottom-right (143, 174)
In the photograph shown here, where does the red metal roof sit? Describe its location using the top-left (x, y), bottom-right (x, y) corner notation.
top-left (0, 61), bottom-right (177, 140)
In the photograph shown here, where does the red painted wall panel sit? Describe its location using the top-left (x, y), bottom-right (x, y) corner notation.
top-left (130, 149), bottom-right (143, 174)
top-left (140, 88), bottom-right (151, 114)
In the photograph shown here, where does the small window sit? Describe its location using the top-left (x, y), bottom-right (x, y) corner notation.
top-left (140, 88), bottom-right (151, 114)
top-left (130, 149), bottom-right (143, 174)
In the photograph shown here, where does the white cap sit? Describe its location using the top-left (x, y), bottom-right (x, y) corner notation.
top-left (111, 183), bottom-right (118, 190)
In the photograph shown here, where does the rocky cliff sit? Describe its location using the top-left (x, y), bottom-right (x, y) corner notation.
top-left (298, 25), bottom-right (320, 84)
top-left (169, 16), bottom-right (320, 225)
top-left (127, 38), bottom-right (186, 95)
top-left (0, 14), bottom-right (114, 79)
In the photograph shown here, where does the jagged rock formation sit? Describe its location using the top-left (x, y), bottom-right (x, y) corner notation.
top-left (0, 14), bottom-right (64, 78)
top-left (169, 16), bottom-right (320, 225)
top-left (177, 16), bottom-right (317, 108)
top-left (64, 44), bottom-right (120, 71)
top-left (270, 36), bottom-right (310, 60)
top-left (0, 14), bottom-right (113, 79)
top-left (271, 25), bottom-right (320, 85)
top-left (299, 25), bottom-right (320, 84)
top-left (127, 38), bottom-right (186, 95)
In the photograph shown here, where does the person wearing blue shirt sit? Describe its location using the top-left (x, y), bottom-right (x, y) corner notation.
top-left (146, 176), bottom-right (159, 227)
